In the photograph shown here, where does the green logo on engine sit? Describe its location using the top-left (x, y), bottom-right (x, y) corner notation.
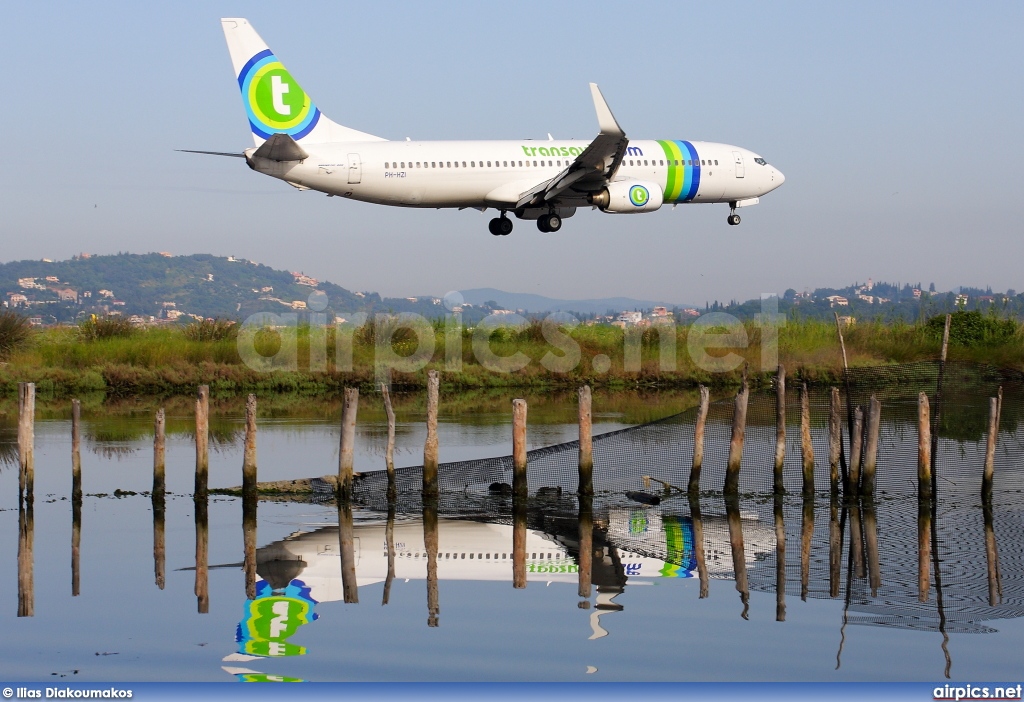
top-left (629, 185), bottom-right (650, 207)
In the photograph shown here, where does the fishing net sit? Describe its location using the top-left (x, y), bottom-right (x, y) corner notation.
top-left (352, 360), bottom-right (1024, 503)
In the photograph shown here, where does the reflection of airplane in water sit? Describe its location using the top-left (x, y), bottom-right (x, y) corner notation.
top-left (221, 505), bottom-right (775, 681)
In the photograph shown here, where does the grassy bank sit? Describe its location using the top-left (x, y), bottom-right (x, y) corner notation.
top-left (1, 315), bottom-right (1022, 397)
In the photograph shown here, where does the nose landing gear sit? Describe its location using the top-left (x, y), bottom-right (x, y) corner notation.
top-left (489, 212), bottom-right (513, 236)
top-left (727, 203), bottom-right (741, 226)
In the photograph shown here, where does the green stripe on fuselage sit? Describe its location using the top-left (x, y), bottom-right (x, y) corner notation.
top-left (658, 140), bottom-right (685, 202)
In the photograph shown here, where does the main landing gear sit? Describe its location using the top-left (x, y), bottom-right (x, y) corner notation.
top-left (489, 213), bottom-right (513, 236)
top-left (537, 212), bottom-right (562, 233)
top-left (727, 203), bottom-right (741, 226)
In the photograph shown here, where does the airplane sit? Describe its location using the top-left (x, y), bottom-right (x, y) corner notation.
top-left (218, 505), bottom-right (776, 679)
top-left (186, 18), bottom-right (785, 236)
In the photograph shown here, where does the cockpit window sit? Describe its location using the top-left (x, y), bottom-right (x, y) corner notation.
top-left (754, 157), bottom-right (768, 166)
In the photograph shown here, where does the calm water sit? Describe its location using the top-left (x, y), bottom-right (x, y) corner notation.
top-left (1, 394), bottom-right (1022, 682)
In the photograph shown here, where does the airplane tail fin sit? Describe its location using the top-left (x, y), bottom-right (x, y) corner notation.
top-left (220, 18), bottom-right (385, 146)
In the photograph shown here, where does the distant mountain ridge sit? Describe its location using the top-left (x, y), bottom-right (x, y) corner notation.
top-left (453, 288), bottom-right (693, 315)
top-left (0, 253), bottom-right (699, 324)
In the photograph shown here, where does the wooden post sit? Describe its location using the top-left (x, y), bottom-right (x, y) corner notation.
top-left (243, 394), bottom-right (257, 500)
top-left (774, 365), bottom-right (786, 495)
top-left (834, 311), bottom-right (849, 371)
top-left (152, 483), bottom-right (165, 591)
top-left (381, 383), bottom-right (396, 500)
top-left (917, 499), bottom-right (931, 601)
top-left (71, 399), bottom-right (82, 501)
top-left (861, 394), bottom-right (881, 497)
top-left (243, 493), bottom-right (257, 601)
top-left (194, 385), bottom-right (209, 501)
top-left (800, 383), bottom-right (814, 496)
top-left (982, 396), bottom-right (998, 502)
top-left (512, 399), bottom-right (528, 498)
top-left (723, 377), bottom-right (749, 496)
top-left (338, 387), bottom-right (359, 500)
top-left (194, 496), bottom-right (209, 613)
top-left (688, 495), bottom-right (709, 598)
top-left (983, 500), bottom-right (1003, 607)
top-left (774, 496), bottom-right (786, 621)
top-left (512, 496), bottom-right (527, 589)
top-left (423, 370), bottom-right (440, 497)
top-left (153, 409), bottom-right (166, 501)
top-left (153, 408), bottom-right (166, 591)
top-left (829, 497), bottom-right (841, 598)
top-left (725, 498), bottom-right (749, 619)
top-left (71, 398), bottom-right (82, 597)
top-left (917, 392), bottom-right (932, 501)
top-left (801, 496), bottom-right (814, 600)
top-left (688, 385), bottom-right (710, 495)
top-left (17, 502), bottom-right (33, 617)
top-left (849, 406), bottom-right (864, 498)
top-left (424, 501), bottom-right (440, 627)
top-left (849, 500), bottom-right (865, 580)
top-left (382, 501), bottom-right (396, 605)
top-left (577, 386), bottom-right (593, 496)
top-left (863, 499), bottom-right (881, 597)
top-left (828, 388), bottom-right (842, 497)
top-left (338, 500), bottom-right (359, 603)
top-left (577, 495), bottom-right (593, 601)
top-left (72, 485), bottom-right (81, 597)
top-left (941, 313), bottom-right (951, 363)
top-left (18, 382), bottom-right (35, 499)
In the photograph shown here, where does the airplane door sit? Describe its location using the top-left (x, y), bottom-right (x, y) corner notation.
top-left (732, 151), bottom-right (745, 178)
top-left (347, 153), bottom-right (362, 184)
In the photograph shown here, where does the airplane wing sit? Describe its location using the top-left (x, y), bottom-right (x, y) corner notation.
top-left (515, 84), bottom-right (629, 210)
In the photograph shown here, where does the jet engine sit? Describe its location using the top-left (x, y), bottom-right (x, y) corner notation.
top-left (589, 180), bottom-right (664, 213)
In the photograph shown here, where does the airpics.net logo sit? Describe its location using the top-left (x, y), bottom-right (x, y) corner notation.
top-left (629, 184), bottom-right (650, 207)
top-left (234, 290), bottom-right (785, 386)
top-left (238, 49), bottom-right (320, 139)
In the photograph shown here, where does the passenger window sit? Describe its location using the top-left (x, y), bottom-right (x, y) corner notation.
top-left (503, 161), bottom-right (507, 167)
top-left (701, 160), bottom-right (705, 166)
top-left (416, 162), bottom-right (421, 168)
top-left (462, 161), bottom-right (466, 167)
top-left (533, 161), bottom-right (537, 166)
top-left (432, 162), bottom-right (436, 168)
top-left (487, 161), bottom-right (491, 167)
top-left (384, 162), bottom-right (389, 169)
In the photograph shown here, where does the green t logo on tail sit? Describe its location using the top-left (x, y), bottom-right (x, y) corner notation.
top-left (239, 50), bottom-right (321, 140)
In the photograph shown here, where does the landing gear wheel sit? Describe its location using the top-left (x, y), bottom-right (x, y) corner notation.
top-left (538, 213), bottom-right (562, 232)
top-left (488, 218), bottom-right (502, 235)
top-left (727, 213), bottom-right (741, 226)
top-left (497, 217), bottom-right (513, 235)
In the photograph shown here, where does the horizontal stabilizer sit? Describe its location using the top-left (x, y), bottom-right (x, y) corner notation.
top-left (176, 149), bottom-right (246, 158)
top-left (252, 133), bottom-right (309, 162)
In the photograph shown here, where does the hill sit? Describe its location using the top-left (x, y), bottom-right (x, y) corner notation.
top-left (0, 253), bottom-right (426, 323)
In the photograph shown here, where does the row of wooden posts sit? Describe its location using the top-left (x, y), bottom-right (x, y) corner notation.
top-left (13, 385), bottom-right (1005, 623)
top-left (15, 376), bottom-right (1001, 507)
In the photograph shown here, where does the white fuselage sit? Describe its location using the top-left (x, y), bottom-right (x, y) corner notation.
top-left (248, 139), bottom-right (784, 210)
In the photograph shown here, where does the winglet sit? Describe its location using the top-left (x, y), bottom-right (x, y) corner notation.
top-left (590, 83), bottom-right (624, 136)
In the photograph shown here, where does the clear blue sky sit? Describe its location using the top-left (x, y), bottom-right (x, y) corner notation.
top-left (2, 1), bottom-right (1022, 305)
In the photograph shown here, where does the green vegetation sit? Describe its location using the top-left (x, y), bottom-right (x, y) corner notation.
top-left (0, 313), bottom-right (1022, 398)
top-left (0, 310), bottom-right (32, 359)
top-left (78, 315), bottom-right (136, 340)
